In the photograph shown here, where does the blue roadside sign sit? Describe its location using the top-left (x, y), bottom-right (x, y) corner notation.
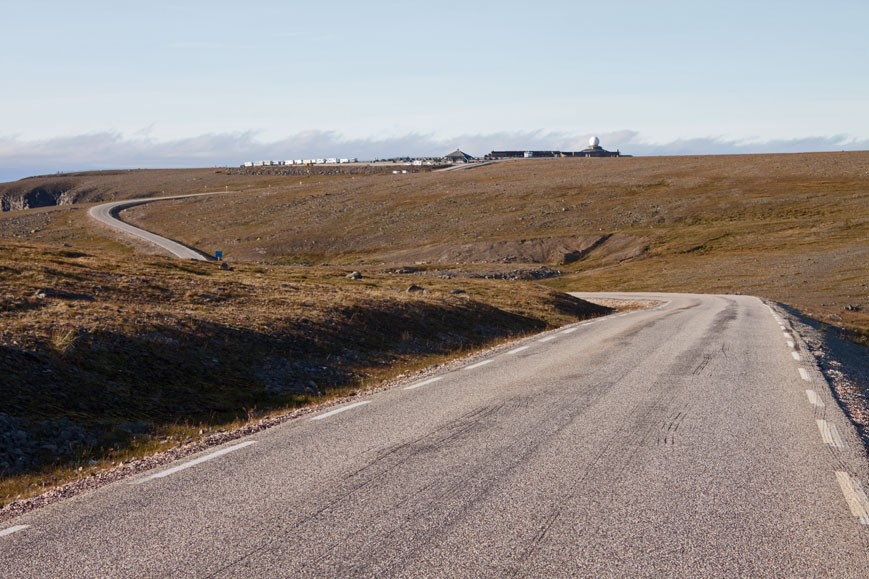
top-left (215, 251), bottom-right (223, 261)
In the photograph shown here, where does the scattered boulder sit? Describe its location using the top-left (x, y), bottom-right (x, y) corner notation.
top-left (450, 289), bottom-right (466, 295)
top-left (407, 284), bottom-right (424, 293)
top-left (346, 271), bottom-right (362, 280)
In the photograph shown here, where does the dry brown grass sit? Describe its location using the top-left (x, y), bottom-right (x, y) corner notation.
top-left (0, 240), bottom-right (608, 506)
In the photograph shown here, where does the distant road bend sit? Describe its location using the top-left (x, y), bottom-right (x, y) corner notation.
top-left (2, 292), bottom-right (869, 576)
top-left (88, 193), bottom-right (225, 260)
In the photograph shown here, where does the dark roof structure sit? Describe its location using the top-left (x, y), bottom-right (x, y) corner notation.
top-left (576, 145), bottom-right (619, 157)
top-left (443, 149), bottom-right (474, 162)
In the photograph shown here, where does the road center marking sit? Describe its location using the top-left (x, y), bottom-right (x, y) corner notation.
top-left (311, 401), bottom-right (370, 421)
top-left (0, 525), bottom-right (29, 538)
top-left (464, 359), bottom-right (494, 371)
top-left (137, 441), bottom-right (257, 482)
top-left (835, 471), bottom-right (869, 525)
top-left (538, 336), bottom-right (557, 342)
top-left (506, 346), bottom-right (530, 355)
top-left (792, 351), bottom-right (801, 361)
top-left (816, 420), bottom-right (846, 448)
top-left (404, 376), bottom-right (443, 390)
top-left (806, 389), bottom-right (825, 408)
top-left (799, 368), bottom-right (810, 381)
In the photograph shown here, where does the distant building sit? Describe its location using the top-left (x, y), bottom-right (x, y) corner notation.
top-left (576, 136), bottom-right (620, 157)
top-left (486, 137), bottom-right (624, 160)
top-left (443, 149), bottom-right (474, 163)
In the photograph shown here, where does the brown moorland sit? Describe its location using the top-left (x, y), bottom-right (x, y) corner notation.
top-left (0, 240), bottom-right (608, 509)
top-left (6, 152), bottom-right (860, 334)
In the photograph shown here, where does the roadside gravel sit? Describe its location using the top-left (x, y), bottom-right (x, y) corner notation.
top-left (779, 302), bottom-right (869, 443)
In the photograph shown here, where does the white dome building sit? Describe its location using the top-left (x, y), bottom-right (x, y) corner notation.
top-left (577, 135), bottom-right (620, 157)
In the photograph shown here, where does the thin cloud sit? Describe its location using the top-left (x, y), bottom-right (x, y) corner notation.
top-left (1, 130), bottom-right (867, 183)
top-left (167, 41), bottom-right (229, 49)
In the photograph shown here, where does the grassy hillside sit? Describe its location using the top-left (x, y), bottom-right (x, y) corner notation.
top-left (5, 152), bottom-right (861, 333)
top-left (0, 240), bottom-right (608, 507)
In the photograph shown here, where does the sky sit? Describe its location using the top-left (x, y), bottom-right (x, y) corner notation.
top-left (1, 0), bottom-right (868, 181)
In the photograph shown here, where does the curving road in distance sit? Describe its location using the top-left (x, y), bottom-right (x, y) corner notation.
top-left (88, 193), bottom-right (226, 260)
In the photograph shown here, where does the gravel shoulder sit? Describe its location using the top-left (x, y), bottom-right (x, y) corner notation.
top-left (777, 301), bottom-right (869, 444)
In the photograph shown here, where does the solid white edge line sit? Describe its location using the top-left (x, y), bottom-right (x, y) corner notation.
top-left (404, 376), bottom-right (443, 390)
top-left (137, 441), bottom-right (258, 482)
top-left (311, 401), bottom-right (371, 421)
top-left (0, 525), bottom-right (29, 538)
top-left (792, 351), bottom-right (801, 361)
top-left (538, 336), bottom-right (557, 342)
top-left (464, 359), bottom-right (494, 371)
top-left (561, 328), bottom-right (578, 334)
top-left (506, 346), bottom-right (530, 355)
top-left (806, 389), bottom-right (825, 408)
top-left (835, 471), bottom-right (869, 524)
top-left (799, 368), bottom-right (810, 381)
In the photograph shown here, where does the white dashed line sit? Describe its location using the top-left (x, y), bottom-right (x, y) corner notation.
top-left (835, 471), bottom-right (869, 525)
top-left (816, 420), bottom-right (846, 448)
top-left (404, 376), bottom-right (443, 391)
top-left (538, 336), bottom-right (557, 343)
top-left (506, 346), bottom-right (530, 355)
top-left (799, 368), bottom-right (810, 381)
top-left (312, 401), bottom-right (370, 421)
top-left (806, 390), bottom-right (826, 408)
top-left (792, 351), bottom-right (801, 361)
top-left (561, 328), bottom-right (578, 334)
top-left (0, 525), bottom-right (29, 538)
top-left (464, 359), bottom-right (494, 371)
top-left (136, 441), bottom-right (258, 482)
top-left (787, 341), bottom-right (795, 349)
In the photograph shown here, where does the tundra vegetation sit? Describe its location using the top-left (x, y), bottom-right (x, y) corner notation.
top-left (1, 151), bottom-right (867, 508)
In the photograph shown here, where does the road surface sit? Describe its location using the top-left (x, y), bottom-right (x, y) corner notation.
top-left (2, 293), bottom-right (868, 577)
top-left (88, 193), bottom-right (225, 260)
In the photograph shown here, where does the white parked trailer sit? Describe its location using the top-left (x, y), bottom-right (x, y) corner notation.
top-left (339, 158), bottom-right (350, 164)
top-left (326, 158), bottom-right (338, 164)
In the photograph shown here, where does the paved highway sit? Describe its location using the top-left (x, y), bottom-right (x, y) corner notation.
top-left (88, 193), bottom-right (225, 260)
top-left (2, 293), bottom-right (868, 577)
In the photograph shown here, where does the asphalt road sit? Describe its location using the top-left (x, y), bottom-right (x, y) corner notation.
top-left (88, 193), bottom-right (225, 260)
top-left (3, 293), bottom-right (869, 577)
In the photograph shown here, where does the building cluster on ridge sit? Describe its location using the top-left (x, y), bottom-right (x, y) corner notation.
top-left (240, 137), bottom-right (625, 168)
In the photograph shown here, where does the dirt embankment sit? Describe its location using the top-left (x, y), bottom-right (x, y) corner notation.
top-left (0, 241), bottom-right (610, 504)
top-left (375, 234), bottom-right (648, 266)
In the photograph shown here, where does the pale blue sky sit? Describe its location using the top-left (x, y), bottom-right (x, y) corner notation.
top-left (1, 0), bottom-right (867, 180)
